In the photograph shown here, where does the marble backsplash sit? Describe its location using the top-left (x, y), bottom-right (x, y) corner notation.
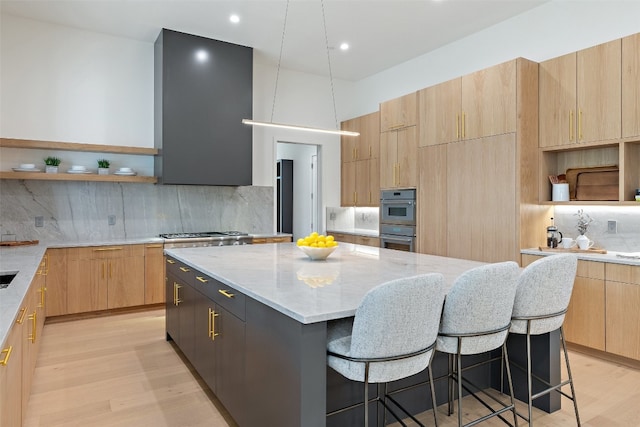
top-left (326, 206), bottom-right (379, 233)
top-left (0, 180), bottom-right (273, 242)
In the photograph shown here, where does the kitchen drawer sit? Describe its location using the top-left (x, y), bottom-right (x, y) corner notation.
top-left (353, 236), bottom-right (380, 247)
top-left (606, 264), bottom-right (640, 285)
top-left (68, 244), bottom-right (144, 259)
top-left (576, 260), bottom-right (605, 280)
top-left (165, 257), bottom-right (195, 284)
top-left (193, 273), bottom-right (245, 321)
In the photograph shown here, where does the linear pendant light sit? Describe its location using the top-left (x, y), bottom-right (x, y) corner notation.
top-left (242, 0), bottom-right (359, 137)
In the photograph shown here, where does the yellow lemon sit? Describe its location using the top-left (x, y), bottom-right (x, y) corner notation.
top-left (310, 231), bottom-right (319, 238)
top-left (326, 235), bottom-right (334, 242)
top-left (297, 238), bottom-right (305, 246)
top-left (317, 241), bottom-right (326, 247)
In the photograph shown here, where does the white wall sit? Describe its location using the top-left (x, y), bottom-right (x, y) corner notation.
top-left (349, 0), bottom-right (640, 116)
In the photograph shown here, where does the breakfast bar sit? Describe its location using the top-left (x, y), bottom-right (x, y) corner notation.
top-left (164, 243), bottom-right (561, 426)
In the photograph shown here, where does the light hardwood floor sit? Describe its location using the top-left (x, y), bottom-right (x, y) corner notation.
top-left (25, 309), bottom-right (640, 426)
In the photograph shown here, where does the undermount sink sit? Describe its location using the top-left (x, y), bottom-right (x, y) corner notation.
top-left (0, 271), bottom-right (18, 289)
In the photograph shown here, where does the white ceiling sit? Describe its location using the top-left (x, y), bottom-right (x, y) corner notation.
top-left (1, 0), bottom-right (549, 81)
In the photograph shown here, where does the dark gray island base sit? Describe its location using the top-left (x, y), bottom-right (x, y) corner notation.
top-left (164, 244), bottom-right (560, 426)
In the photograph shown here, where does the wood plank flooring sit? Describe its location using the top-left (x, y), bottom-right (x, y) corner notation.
top-left (25, 309), bottom-right (640, 426)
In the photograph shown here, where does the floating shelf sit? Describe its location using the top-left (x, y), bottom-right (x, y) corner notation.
top-left (0, 138), bottom-right (158, 156)
top-left (0, 171), bottom-right (157, 184)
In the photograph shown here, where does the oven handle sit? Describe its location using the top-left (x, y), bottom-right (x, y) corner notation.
top-left (379, 235), bottom-right (414, 243)
top-left (381, 200), bottom-right (415, 206)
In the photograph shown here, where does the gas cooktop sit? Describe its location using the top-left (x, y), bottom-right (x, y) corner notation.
top-left (159, 231), bottom-right (248, 239)
top-left (160, 231), bottom-right (252, 248)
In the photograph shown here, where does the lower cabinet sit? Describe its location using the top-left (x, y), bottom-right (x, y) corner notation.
top-left (144, 244), bottom-right (165, 304)
top-left (252, 236), bottom-right (292, 244)
top-left (522, 255), bottom-right (639, 361)
top-left (165, 256), bottom-right (246, 426)
top-left (0, 323), bottom-right (23, 427)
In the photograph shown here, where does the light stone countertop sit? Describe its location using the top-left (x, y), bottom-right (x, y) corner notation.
top-left (165, 243), bottom-right (486, 324)
top-left (521, 248), bottom-right (640, 266)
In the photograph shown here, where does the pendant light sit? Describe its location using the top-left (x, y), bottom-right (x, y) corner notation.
top-left (242, 0), bottom-right (359, 137)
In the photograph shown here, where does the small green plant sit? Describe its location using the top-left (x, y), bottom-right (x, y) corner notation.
top-left (44, 156), bottom-right (61, 166)
top-left (575, 209), bottom-right (593, 235)
top-left (97, 159), bottom-right (110, 168)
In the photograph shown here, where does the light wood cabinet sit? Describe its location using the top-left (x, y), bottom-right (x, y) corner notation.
top-left (380, 92), bottom-right (416, 132)
top-left (605, 264), bottom-right (640, 360)
top-left (539, 39), bottom-right (621, 147)
top-left (0, 321), bottom-right (23, 427)
top-left (252, 236), bottom-right (292, 244)
top-left (380, 126), bottom-right (417, 189)
top-left (45, 249), bottom-right (67, 316)
top-left (418, 60), bottom-right (516, 147)
top-left (340, 112), bottom-right (380, 206)
top-left (144, 244), bottom-right (165, 304)
top-left (67, 245), bottom-right (145, 314)
top-left (328, 232), bottom-right (355, 244)
top-left (417, 145), bottom-right (447, 256)
top-left (622, 33), bottom-right (640, 138)
top-left (353, 235), bottom-right (380, 247)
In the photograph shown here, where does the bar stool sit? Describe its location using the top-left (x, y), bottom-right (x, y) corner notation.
top-left (436, 261), bottom-right (520, 427)
top-left (509, 253), bottom-right (580, 426)
top-left (327, 273), bottom-right (446, 426)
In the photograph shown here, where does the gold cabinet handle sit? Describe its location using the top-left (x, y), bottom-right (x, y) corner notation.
top-left (38, 286), bottom-right (46, 308)
top-left (109, 262), bottom-right (113, 279)
top-left (93, 247), bottom-right (123, 251)
top-left (166, 259), bottom-right (176, 264)
top-left (196, 276), bottom-right (208, 283)
top-left (16, 307), bottom-right (27, 324)
top-left (174, 283), bottom-right (182, 305)
top-left (102, 261), bottom-right (105, 279)
top-left (389, 123), bottom-right (405, 130)
top-left (208, 308), bottom-right (220, 340)
top-left (461, 111), bottom-right (466, 139)
top-left (179, 267), bottom-right (190, 273)
top-left (28, 311), bottom-right (37, 343)
top-left (218, 289), bottom-right (235, 299)
top-left (578, 109), bottom-right (582, 140)
top-left (0, 346), bottom-right (13, 366)
top-left (569, 110), bottom-right (574, 141)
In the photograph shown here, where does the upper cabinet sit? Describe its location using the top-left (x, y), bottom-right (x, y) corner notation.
top-left (539, 39), bottom-right (621, 147)
top-left (622, 33), bottom-right (640, 139)
top-left (154, 29), bottom-right (253, 186)
top-left (418, 60), bottom-right (517, 147)
top-left (340, 112), bottom-right (380, 206)
top-left (380, 92), bottom-right (417, 131)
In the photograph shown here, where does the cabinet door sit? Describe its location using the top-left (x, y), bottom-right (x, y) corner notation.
top-left (418, 145), bottom-right (447, 256)
top-left (418, 78), bottom-right (461, 147)
top-left (354, 160), bottom-right (370, 207)
top-left (360, 111), bottom-right (380, 159)
top-left (178, 283), bottom-right (197, 364)
top-left (0, 324), bottom-right (23, 427)
top-left (194, 293), bottom-right (218, 393)
top-left (380, 92), bottom-right (417, 131)
top-left (165, 266), bottom-right (180, 343)
top-left (367, 158), bottom-right (380, 207)
top-left (145, 244), bottom-right (165, 304)
top-left (622, 33), bottom-right (640, 138)
top-left (379, 131), bottom-right (398, 189)
top-left (107, 255), bottom-right (145, 309)
top-left (22, 284), bottom-right (37, 419)
top-left (462, 60), bottom-right (516, 140)
top-left (564, 276), bottom-right (606, 350)
top-left (340, 161), bottom-right (356, 206)
top-left (67, 258), bottom-right (106, 314)
top-left (577, 39), bottom-right (622, 143)
top-left (45, 248), bottom-right (67, 316)
top-left (539, 53), bottom-right (577, 147)
top-left (396, 126), bottom-right (417, 188)
top-left (447, 134), bottom-right (517, 262)
top-left (605, 280), bottom-right (640, 360)
top-left (216, 307), bottom-right (246, 423)
top-left (341, 118), bottom-right (358, 162)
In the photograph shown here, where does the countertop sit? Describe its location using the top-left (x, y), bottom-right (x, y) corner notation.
top-left (164, 243), bottom-right (486, 324)
top-left (521, 248), bottom-right (640, 266)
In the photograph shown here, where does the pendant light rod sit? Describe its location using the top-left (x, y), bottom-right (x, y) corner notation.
top-left (242, 119), bottom-right (359, 136)
top-left (243, 0), bottom-right (358, 137)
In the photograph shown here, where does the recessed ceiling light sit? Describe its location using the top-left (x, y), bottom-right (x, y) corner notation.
top-left (230, 14), bottom-right (240, 24)
top-left (339, 42), bottom-right (349, 51)
top-left (195, 49), bottom-right (208, 62)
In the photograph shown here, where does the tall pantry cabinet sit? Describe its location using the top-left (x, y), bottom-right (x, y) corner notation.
top-left (417, 58), bottom-right (547, 262)
top-left (379, 93), bottom-right (418, 189)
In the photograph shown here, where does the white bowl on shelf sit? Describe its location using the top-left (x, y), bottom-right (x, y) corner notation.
top-left (19, 163), bottom-right (35, 170)
top-left (71, 165), bottom-right (86, 171)
top-left (117, 167), bottom-right (132, 173)
top-left (298, 245), bottom-right (338, 261)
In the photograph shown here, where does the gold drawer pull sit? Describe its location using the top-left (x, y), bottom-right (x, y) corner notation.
top-left (146, 244), bottom-right (163, 248)
top-left (179, 267), bottom-right (190, 272)
top-left (196, 276), bottom-right (208, 283)
top-left (0, 346), bottom-right (13, 366)
top-left (16, 307), bottom-right (27, 324)
top-left (166, 259), bottom-right (176, 264)
top-left (93, 247), bottom-right (123, 251)
top-left (28, 311), bottom-right (37, 343)
top-left (218, 289), bottom-right (235, 299)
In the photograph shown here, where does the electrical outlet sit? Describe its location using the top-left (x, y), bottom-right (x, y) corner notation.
top-left (108, 215), bottom-right (116, 226)
top-left (35, 216), bottom-right (44, 227)
top-left (329, 212), bottom-right (336, 221)
top-left (607, 220), bottom-right (617, 234)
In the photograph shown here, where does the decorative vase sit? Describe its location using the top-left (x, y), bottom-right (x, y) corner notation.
top-left (98, 167), bottom-right (109, 175)
top-left (45, 166), bottom-right (58, 173)
top-left (576, 234), bottom-right (594, 250)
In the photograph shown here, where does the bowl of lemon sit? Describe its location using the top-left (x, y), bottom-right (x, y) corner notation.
top-left (297, 232), bottom-right (338, 261)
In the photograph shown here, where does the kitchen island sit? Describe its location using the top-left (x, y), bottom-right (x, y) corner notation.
top-left (164, 243), bottom-right (559, 426)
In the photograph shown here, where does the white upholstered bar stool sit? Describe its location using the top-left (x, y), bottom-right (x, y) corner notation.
top-left (436, 261), bottom-right (521, 427)
top-left (327, 273), bottom-right (446, 426)
top-left (510, 253), bottom-right (580, 426)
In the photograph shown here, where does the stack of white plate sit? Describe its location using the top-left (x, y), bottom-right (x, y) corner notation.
top-left (12, 163), bottom-right (41, 172)
top-left (114, 167), bottom-right (136, 176)
top-left (67, 165), bottom-right (91, 174)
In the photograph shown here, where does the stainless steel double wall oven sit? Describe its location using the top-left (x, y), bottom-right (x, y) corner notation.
top-left (379, 189), bottom-right (416, 252)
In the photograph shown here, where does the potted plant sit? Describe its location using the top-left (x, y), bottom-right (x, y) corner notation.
top-left (44, 156), bottom-right (61, 173)
top-left (97, 159), bottom-right (110, 175)
top-left (574, 209), bottom-right (594, 250)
